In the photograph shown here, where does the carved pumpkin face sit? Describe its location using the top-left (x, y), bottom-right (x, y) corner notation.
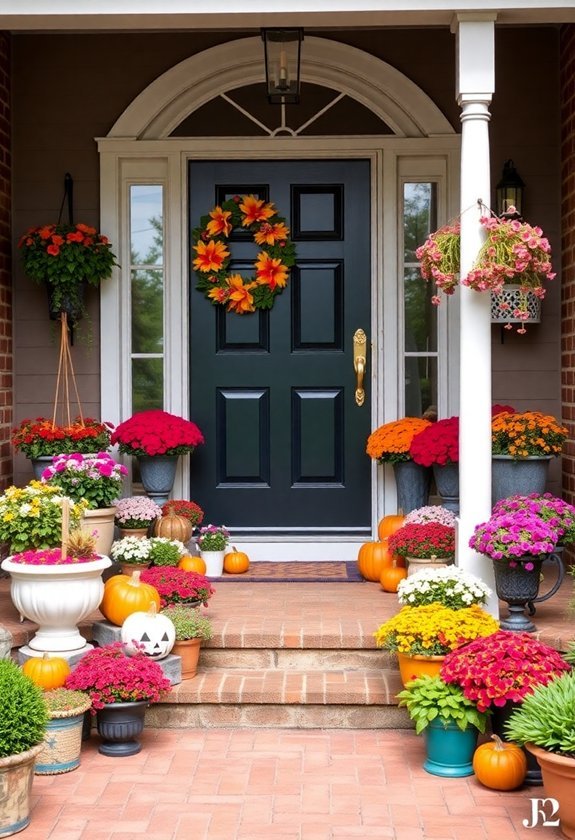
top-left (121, 606), bottom-right (176, 660)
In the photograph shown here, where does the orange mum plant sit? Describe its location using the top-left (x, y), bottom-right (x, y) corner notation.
top-left (491, 411), bottom-right (567, 459)
top-left (366, 418), bottom-right (432, 464)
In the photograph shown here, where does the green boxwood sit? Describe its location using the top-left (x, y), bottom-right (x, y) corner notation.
top-left (0, 660), bottom-right (49, 757)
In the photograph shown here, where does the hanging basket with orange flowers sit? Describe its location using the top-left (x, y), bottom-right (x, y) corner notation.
top-left (191, 194), bottom-right (296, 315)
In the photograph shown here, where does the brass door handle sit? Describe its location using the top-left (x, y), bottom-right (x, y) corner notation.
top-left (353, 328), bottom-right (367, 406)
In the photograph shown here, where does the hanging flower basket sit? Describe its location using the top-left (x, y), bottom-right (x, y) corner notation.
top-left (490, 283), bottom-right (542, 324)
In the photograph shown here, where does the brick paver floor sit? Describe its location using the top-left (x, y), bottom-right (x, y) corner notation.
top-left (25, 727), bottom-right (556, 839)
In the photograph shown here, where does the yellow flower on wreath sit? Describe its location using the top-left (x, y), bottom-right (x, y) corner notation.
top-left (192, 194), bottom-right (296, 315)
top-left (374, 603), bottom-right (499, 657)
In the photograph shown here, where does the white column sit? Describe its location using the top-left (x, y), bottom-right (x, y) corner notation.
top-left (453, 14), bottom-right (498, 615)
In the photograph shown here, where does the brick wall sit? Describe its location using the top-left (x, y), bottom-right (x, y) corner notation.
top-left (0, 33), bottom-right (11, 490)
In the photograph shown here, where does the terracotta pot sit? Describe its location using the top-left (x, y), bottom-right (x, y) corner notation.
top-left (172, 638), bottom-right (202, 679)
top-left (81, 506), bottom-right (117, 556)
top-left (406, 556), bottom-right (453, 577)
top-left (526, 744), bottom-right (575, 838)
top-left (396, 652), bottom-right (445, 687)
top-left (118, 528), bottom-right (149, 539)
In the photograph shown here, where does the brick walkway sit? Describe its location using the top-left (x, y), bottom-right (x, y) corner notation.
top-left (26, 727), bottom-right (553, 839)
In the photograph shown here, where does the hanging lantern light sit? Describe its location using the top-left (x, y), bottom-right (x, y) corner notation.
top-left (261, 28), bottom-right (304, 105)
top-left (496, 160), bottom-right (525, 218)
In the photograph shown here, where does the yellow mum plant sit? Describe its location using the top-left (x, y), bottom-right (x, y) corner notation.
top-left (373, 603), bottom-right (499, 657)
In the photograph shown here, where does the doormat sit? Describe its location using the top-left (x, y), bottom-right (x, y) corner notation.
top-left (211, 561), bottom-right (365, 583)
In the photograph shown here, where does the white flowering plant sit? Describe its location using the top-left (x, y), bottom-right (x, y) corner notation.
top-left (110, 536), bottom-right (153, 565)
top-left (396, 566), bottom-right (492, 609)
top-left (404, 505), bottom-right (457, 528)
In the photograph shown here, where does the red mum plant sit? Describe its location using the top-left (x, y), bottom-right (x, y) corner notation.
top-left (440, 630), bottom-right (571, 711)
top-left (410, 416), bottom-right (459, 467)
top-left (111, 410), bottom-right (204, 457)
top-left (161, 499), bottom-right (204, 526)
top-left (65, 641), bottom-right (171, 709)
top-left (140, 566), bottom-right (214, 608)
top-left (388, 522), bottom-right (455, 560)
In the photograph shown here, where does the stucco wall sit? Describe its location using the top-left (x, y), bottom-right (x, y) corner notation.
top-left (0, 32), bottom-right (12, 490)
top-left (10, 27), bottom-right (562, 488)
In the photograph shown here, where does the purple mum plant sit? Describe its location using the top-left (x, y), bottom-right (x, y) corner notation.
top-left (469, 509), bottom-right (559, 569)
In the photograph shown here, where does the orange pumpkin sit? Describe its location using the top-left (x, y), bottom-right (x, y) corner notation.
top-left (178, 554), bottom-right (207, 575)
top-left (380, 560), bottom-right (408, 593)
top-left (154, 510), bottom-right (193, 543)
top-left (472, 735), bottom-right (527, 790)
top-left (21, 652), bottom-right (71, 690)
top-left (100, 570), bottom-right (161, 627)
top-left (223, 547), bottom-right (250, 574)
top-left (357, 540), bottom-right (400, 581)
top-left (377, 513), bottom-right (406, 541)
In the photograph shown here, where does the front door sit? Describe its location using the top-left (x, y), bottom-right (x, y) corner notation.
top-left (189, 160), bottom-right (372, 544)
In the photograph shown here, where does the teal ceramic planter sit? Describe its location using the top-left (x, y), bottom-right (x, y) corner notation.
top-left (423, 719), bottom-right (478, 777)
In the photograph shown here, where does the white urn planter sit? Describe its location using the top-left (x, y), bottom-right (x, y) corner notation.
top-left (0, 555), bottom-right (111, 652)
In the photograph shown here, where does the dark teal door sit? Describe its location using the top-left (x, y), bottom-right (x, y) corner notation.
top-left (189, 160), bottom-right (371, 536)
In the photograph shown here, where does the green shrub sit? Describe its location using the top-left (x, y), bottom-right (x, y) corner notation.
top-left (396, 674), bottom-right (488, 734)
top-left (505, 670), bottom-right (575, 756)
top-left (0, 660), bottom-right (49, 757)
top-left (160, 605), bottom-right (213, 641)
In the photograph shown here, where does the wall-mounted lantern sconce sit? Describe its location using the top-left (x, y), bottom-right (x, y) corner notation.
top-left (261, 28), bottom-right (304, 105)
top-left (496, 159), bottom-right (525, 218)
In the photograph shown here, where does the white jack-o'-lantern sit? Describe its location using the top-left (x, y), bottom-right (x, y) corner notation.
top-left (121, 602), bottom-right (176, 660)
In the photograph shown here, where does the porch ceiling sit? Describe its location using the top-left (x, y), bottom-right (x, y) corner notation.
top-left (1, 1), bottom-right (575, 31)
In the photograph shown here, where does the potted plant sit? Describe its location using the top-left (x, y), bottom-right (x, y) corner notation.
top-left (504, 671), bottom-right (575, 837)
top-left (0, 481), bottom-right (87, 553)
top-left (491, 410), bottom-right (568, 503)
top-left (196, 524), bottom-right (230, 577)
top-left (388, 521), bottom-right (455, 576)
top-left (41, 452), bottom-right (128, 555)
top-left (441, 629), bottom-right (571, 785)
top-left (0, 659), bottom-right (49, 836)
top-left (148, 536), bottom-right (187, 567)
top-left (403, 505), bottom-right (457, 527)
top-left (11, 416), bottom-right (113, 477)
top-left (18, 221), bottom-right (118, 326)
top-left (469, 509), bottom-right (563, 632)
top-left (1, 529), bottom-right (112, 653)
top-left (409, 416), bottom-right (459, 513)
top-left (35, 687), bottom-right (92, 775)
top-left (64, 641), bottom-right (172, 756)
top-left (396, 674), bottom-right (488, 777)
top-left (396, 566), bottom-right (492, 609)
top-left (366, 417), bottom-right (433, 513)
top-left (110, 409), bottom-right (205, 504)
top-left (493, 493), bottom-right (575, 546)
top-left (160, 605), bottom-right (213, 679)
top-left (141, 565), bottom-right (215, 608)
top-left (374, 603), bottom-right (498, 687)
top-left (416, 211), bottom-right (555, 334)
top-left (110, 535), bottom-right (154, 574)
top-left (114, 496), bottom-right (162, 537)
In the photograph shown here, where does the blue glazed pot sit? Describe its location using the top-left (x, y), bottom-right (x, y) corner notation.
top-left (136, 455), bottom-right (179, 505)
top-left (491, 456), bottom-right (551, 506)
top-left (423, 719), bottom-right (478, 777)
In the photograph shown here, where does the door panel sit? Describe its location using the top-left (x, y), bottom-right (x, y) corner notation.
top-left (189, 159), bottom-right (371, 535)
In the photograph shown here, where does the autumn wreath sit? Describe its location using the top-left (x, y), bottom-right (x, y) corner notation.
top-left (192, 194), bottom-right (296, 314)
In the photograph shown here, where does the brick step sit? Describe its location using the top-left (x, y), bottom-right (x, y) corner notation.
top-left (200, 647), bottom-right (391, 670)
top-left (146, 667), bottom-right (411, 730)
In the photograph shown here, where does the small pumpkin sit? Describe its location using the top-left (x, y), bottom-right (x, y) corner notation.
top-left (377, 512), bottom-right (406, 541)
top-left (178, 554), bottom-right (207, 575)
top-left (154, 509), bottom-right (193, 543)
top-left (472, 734), bottom-right (527, 790)
top-left (21, 652), bottom-right (71, 690)
top-left (121, 602), bottom-right (176, 660)
top-left (100, 570), bottom-right (161, 627)
top-left (357, 540), bottom-right (403, 582)
top-left (380, 558), bottom-right (407, 593)
top-left (223, 547), bottom-right (250, 574)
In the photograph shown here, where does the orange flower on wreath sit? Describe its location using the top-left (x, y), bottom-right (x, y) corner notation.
top-left (206, 207), bottom-right (233, 238)
top-left (193, 239), bottom-right (230, 273)
top-left (255, 252), bottom-right (288, 290)
top-left (239, 195), bottom-right (275, 226)
top-left (254, 222), bottom-right (290, 246)
top-left (366, 417), bottom-right (432, 464)
top-left (226, 275), bottom-right (257, 314)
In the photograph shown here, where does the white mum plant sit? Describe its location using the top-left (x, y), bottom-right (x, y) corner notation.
top-left (396, 566), bottom-right (491, 609)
